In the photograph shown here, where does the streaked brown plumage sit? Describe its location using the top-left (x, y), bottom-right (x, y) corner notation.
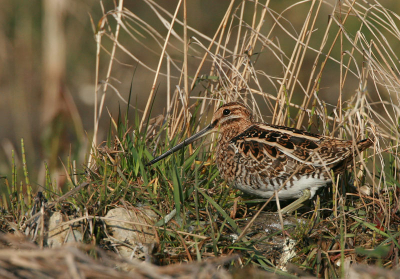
top-left (147, 102), bottom-right (373, 210)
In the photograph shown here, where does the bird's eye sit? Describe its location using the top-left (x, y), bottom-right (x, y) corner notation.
top-left (223, 109), bottom-right (231, 116)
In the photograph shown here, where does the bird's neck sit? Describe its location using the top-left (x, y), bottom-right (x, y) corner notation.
top-left (217, 120), bottom-right (253, 145)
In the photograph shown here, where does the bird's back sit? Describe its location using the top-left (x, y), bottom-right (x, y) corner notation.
top-left (216, 123), bottom-right (373, 199)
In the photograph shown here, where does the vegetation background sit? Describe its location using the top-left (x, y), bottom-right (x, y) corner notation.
top-left (1, 0), bottom-right (397, 186)
top-left (1, 0), bottom-right (400, 277)
top-left (0, 0), bottom-right (240, 185)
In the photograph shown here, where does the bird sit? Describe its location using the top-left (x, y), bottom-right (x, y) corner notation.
top-left (147, 102), bottom-right (373, 213)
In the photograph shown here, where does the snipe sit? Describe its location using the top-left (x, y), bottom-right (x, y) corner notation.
top-left (147, 102), bottom-right (373, 213)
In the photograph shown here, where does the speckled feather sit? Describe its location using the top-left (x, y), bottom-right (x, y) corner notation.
top-left (212, 102), bottom-right (373, 200)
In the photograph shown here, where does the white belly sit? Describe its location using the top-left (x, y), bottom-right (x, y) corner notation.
top-left (233, 176), bottom-right (331, 200)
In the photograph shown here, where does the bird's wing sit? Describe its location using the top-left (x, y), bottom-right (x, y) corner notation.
top-left (229, 124), bottom-right (354, 168)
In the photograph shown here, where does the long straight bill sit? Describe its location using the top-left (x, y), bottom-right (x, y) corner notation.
top-left (146, 124), bottom-right (214, 166)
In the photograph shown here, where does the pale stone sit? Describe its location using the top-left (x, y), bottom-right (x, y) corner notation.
top-left (104, 207), bottom-right (158, 260)
top-left (47, 211), bottom-right (82, 247)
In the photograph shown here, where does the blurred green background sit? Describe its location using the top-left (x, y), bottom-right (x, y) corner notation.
top-left (0, 0), bottom-right (399, 187)
top-left (0, 1), bottom-right (231, 179)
